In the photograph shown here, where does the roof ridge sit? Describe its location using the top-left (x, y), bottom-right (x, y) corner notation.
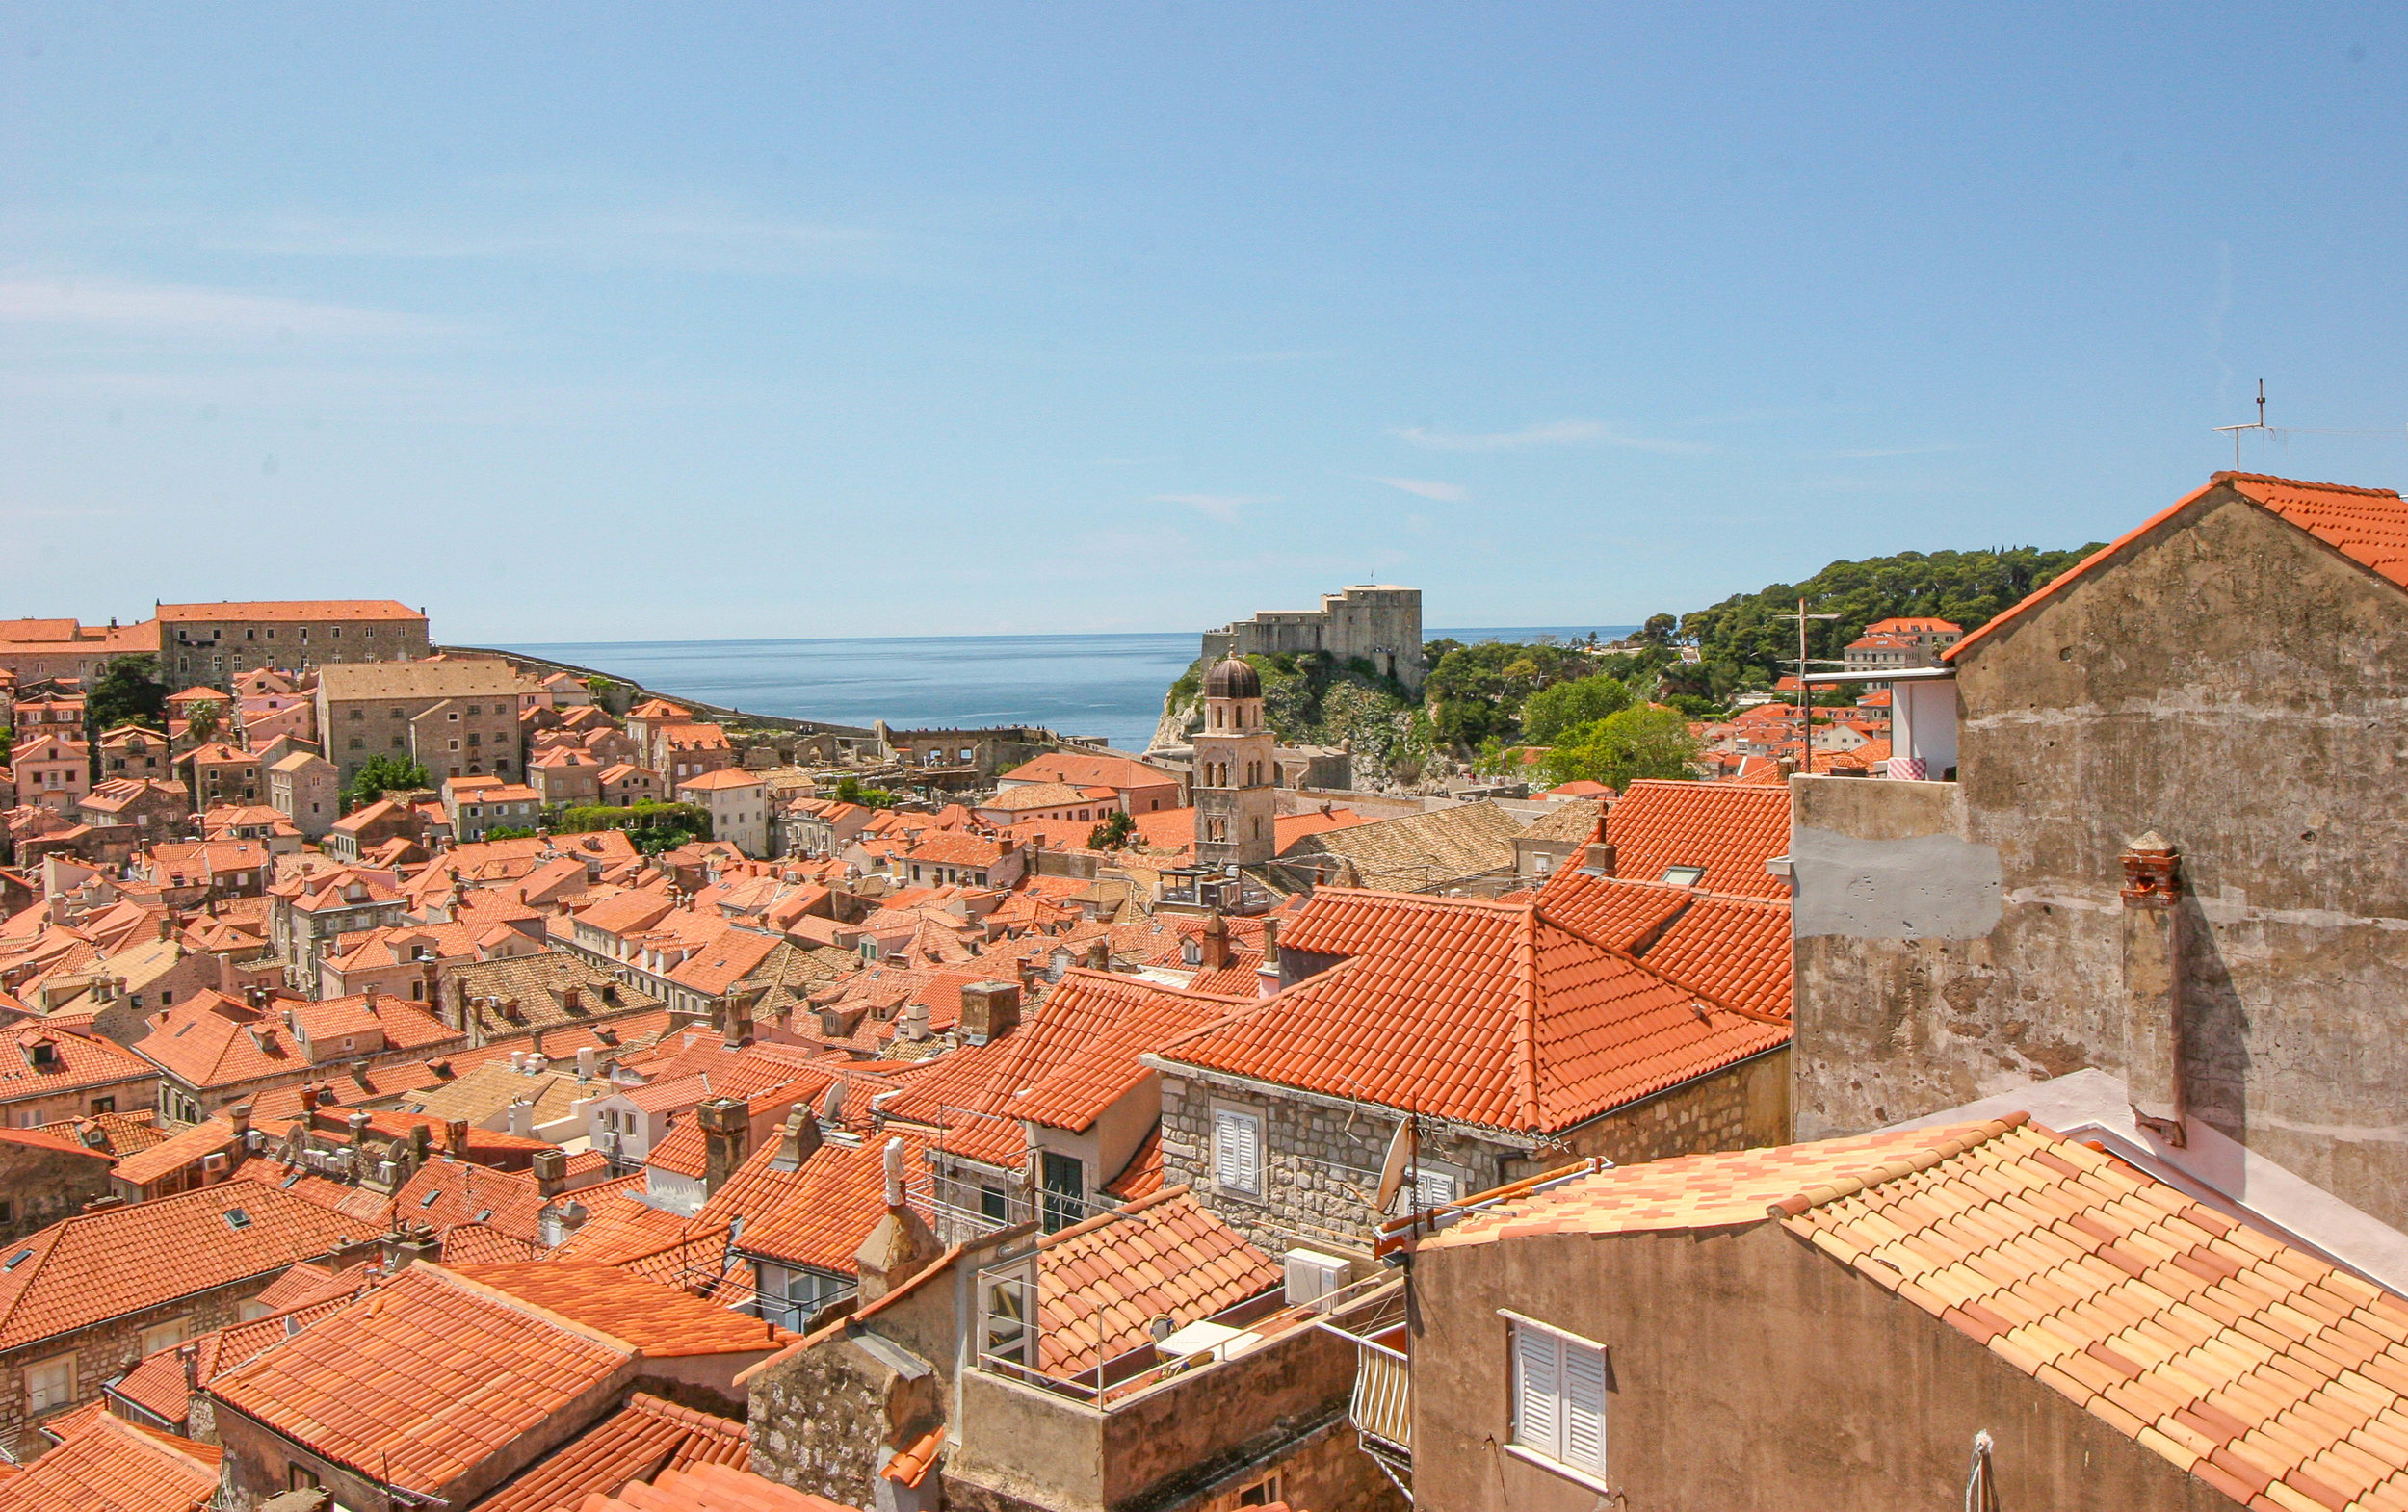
top-left (2212, 469), bottom-right (2402, 498)
top-left (1511, 905), bottom-right (1542, 1130)
top-left (1765, 1112), bottom-right (2029, 1219)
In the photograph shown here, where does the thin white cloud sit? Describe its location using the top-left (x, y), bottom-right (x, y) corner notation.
top-left (1823, 442), bottom-right (1973, 459)
top-left (0, 274), bottom-right (448, 340)
top-left (1151, 492), bottom-right (1279, 524)
top-left (1389, 419), bottom-right (1709, 455)
top-left (1369, 476), bottom-right (1468, 503)
top-left (197, 207), bottom-right (886, 276)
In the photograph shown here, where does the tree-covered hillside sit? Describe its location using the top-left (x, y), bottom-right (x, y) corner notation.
top-left (1663, 544), bottom-right (2102, 701)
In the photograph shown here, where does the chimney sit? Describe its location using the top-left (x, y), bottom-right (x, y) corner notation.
top-left (1198, 911), bottom-right (1232, 972)
top-left (177, 1342), bottom-right (199, 1389)
top-left (851, 1137), bottom-right (939, 1306)
top-left (346, 1109), bottom-right (371, 1142)
top-left (957, 980), bottom-right (1021, 1046)
top-left (2121, 832), bottom-right (2186, 1148)
top-left (767, 1104), bottom-right (822, 1172)
top-left (408, 1122), bottom-right (432, 1164)
top-left (380, 1221), bottom-right (440, 1271)
top-left (157, 912), bottom-right (172, 943)
top-left (1577, 806), bottom-right (1616, 877)
top-left (444, 1118), bottom-right (469, 1158)
top-left (575, 1045), bottom-right (596, 1082)
top-left (1084, 938), bottom-right (1109, 971)
top-left (361, 983), bottom-right (378, 1013)
top-left (697, 1096), bottom-right (749, 1195)
top-left (507, 1099), bottom-right (535, 1139)
top-left (532, 1147), bottom-right (567, 1200)
top-left (299, 1085), bottom-right (319, 1114)
top-left (721, 992), bottom-right (754, 1049)
top-left (227, 1102), bottom-right (252, 1139)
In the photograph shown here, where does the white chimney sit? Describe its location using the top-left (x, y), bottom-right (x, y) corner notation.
top-left (576, 1046), bottom-right (596, 1081)
top-left (509, 1051), bottom-right (526, 1073)
top-left (508, 1099), bottom-right (534, 1138)
top-left (882, 1135), bottom-right (904, 1209)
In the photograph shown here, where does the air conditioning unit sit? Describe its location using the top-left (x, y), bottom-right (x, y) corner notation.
top-left (1283, 1248), bottom-right (1350, 1308)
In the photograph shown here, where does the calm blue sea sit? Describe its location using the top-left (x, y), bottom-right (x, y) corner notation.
top-left (501, 626), bottom-right (1636, 753)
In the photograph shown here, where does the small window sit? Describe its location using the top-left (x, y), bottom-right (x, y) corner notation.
top-left (1238, 1475), bottom-right (1282, 1507)
top-left (222, 1207), bottom-right (252, 1231)
top-left (1510, 1318), bottom-right (1609, 1480)
top-left (1213, 1107), bottom-right (1263, 1197)
top-left (23, 1355), bottom-right (74, 1415)
top-left (1660, 865), bottom-right (1706, 888)
top-left (2, 1248), bottom-right (29, 1270)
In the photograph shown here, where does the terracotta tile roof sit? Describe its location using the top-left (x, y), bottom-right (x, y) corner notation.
top-left (250, 1258), bottom-right (378, 1314)
top-left (157, 599), bottom-right (420, 622)
top-left (450, 1263), bottom-right (794, 1357)
top-left (1034, 1186), bottom-right (1282, 1378)
top-left (900, 831), bottom-right (1012, 869)
top-left (32, 1110), bottom-right (163, 1160)
top-left (999, 751), bottom-right (1179, 792)
top-left (0, 1411), bottom-right (220, 1511)
top-left (1604, 779), bottom-right (1791, 899)
top-left (1159, 888), bottom-right (1788, 1134)
top-left (466, 1392), bottom-right (748, 1512)
top-left (676, 769), bottom-right (764, 793)
top-left (210, 1264), bottom-right (635, 1497)
top-left (441, 1221), bottom-right (547, 1264)
top-left (0, 1183), bottom-right (365, 1351)
top-left (1628, 892), bottom-right (1793, 1021)
top-left (133, 988), bottom-right (460, 1091)
top-left (106, 1343), bottom-right (197, 1428)
top-left (881, 1426), bottom-right (942, 1489)
top-left (0, 1022), bottom-right (156, 1102)
top-left (546, 1182), bottom-right (714, 1270)
top-left (1526, 869), bottom-right (1689, 952)
top-left (108, 1116), bottom-right (244, 1188)
top-left (573, 1460), bottom-right (862, 1512)
top-left (1950, 473), bottom-right (2408, 665)
top-left (628, 699), bottom-right (692, 720)
top-left (315, 659), bottom-right (526, 703)
top-left (1101, 1129), bottom-right (1164, 1202)
top-left (1431, 1112), bottom-right (2408, 1512)
top-left (0, 1126), bottom-right (115, 1162)
top-left (713, 1134), bottom-right (936, 1275)
top-left (1515, 798), bottom-right (1604, 846)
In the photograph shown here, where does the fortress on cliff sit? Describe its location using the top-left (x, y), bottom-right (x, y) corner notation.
top-left (1198, 585), bottom-right (1427, 695)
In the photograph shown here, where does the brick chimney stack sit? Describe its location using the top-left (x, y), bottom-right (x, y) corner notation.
top-left (767, 1104), bottom-right (822, 1173)
top-left (444, 1118), bottom-right (469, 1158)
top-left (957, 980), bottom-right (1021, 1046)
top-left (1578, 805), bottom-right (1616, 877)
top-left (532, 1147), bottom-right (567, 1200)
top-left (696, 1096), bottom-right (749, 1196)
top-left (1198, 911), bottom-right (1232, 972)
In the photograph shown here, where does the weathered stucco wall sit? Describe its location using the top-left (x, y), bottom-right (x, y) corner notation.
top-left (1505, 1050), bottom-right (1791, 1184)
top-left (1791, 486), bottom-right (2408, 1225)
top-left (1409, 1221), bottom-right (2238, 1512)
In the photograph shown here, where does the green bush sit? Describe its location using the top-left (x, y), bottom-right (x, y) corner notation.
top-left (1538, 705), bottom-right (1703, 790)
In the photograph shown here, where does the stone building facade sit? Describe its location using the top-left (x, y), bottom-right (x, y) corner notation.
top-left (1154, 1049), bottom-right (1790, 1261)
top-left (1792, 473), bottom-right (2408, 1229)
top-left (315, 659), bottom-right (529, 791)
top-left (1201, 585), bottom-right (1427, 694)
top-left (266, 751), bottom-right (340, 840)
top-left (157, 599), bottom-right (429, 690)
top-left (0, 1134), bottom-right (115, 1242)
top-left (1191, 659), bottom-right (1277, 868)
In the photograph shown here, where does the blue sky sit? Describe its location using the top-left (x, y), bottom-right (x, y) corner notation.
top-left (6, 5), bottom-right (2407, 641)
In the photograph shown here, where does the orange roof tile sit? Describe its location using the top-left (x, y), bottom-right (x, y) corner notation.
top-left (450, 1263), bottom-right (793, 1357)
top-left (391, 1158), bottom-right (551, 1244)
top-left (573, 1460), bottom-right (862, 1512)
top-left (1603, 779), bottom-right (1791, 899)
top-left (1102, 1128), bottom-right (1165, 1202)
top-left (881, 1426), bottom-right (943, 1488)
top-left (0, 1411), bottom-right (219, 1512)
top-left (0, 1022), bottom-right (156, 1101)
top-left (999, 751), bottom-right (1179, 792)
top-left (156, 599), bottom-right (420, 622)
top-left (208, 1264), bottom-right (635, 1497)
top-left (1433, 1113), bottom-right (2408, 1512)
top-left (1034, 1186), bottom-right (1281, 1378)
top-left (1950, 473), bottom-right (2408, 665)
top-left (710, 1134), bottom-right (936, 1276)
top-left (0, 1184), bottom-right (365, 1351)
top-left (468, 1392), bottom-right (749, 1512)
top-left (1161, 888), bottom-right (1787, 1134)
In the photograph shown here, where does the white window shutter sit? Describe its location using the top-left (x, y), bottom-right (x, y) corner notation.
top-left (1215, 1108), bottom-right (1260, 1194)
top-left (1414, 1166), bottom-right (1457, 1209)
top-left (1562, 1337), bottom-right (1608, 1473)
top-left (1513, 1324), bottom-right (1560, 1457)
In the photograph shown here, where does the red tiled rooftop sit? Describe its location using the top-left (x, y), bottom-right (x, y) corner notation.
top-left (0, 1411), bottom-right (219, 1512)
top-left (573, 1460), bottom-right (862, 1512)
top-left (208, 1264), bottom-right (635, 1497)
top-left (451, 1262), bottom-right (794, 1357)
top-left (468, 1392), bottom-right (749, 1512)
top-left (1034, 1186), bottom-right (1282, 1378)
top-left (1603, 779), bottom-right (1791, 899)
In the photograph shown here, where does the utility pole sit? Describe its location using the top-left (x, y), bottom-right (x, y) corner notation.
top-left (1775, 597), bottom-right (1841, 774)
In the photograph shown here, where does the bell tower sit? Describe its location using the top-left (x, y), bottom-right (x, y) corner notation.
top-left (1193, 657), bottom-right (1277, 867)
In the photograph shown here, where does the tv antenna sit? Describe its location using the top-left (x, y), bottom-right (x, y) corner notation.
top-left (2213, 380), bottom-right (2271, 470)
top-left (1775, 597), bottom-right (1842, 773)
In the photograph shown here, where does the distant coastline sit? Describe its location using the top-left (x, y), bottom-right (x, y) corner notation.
top-left (497, 625), bottom-right (1636, 753)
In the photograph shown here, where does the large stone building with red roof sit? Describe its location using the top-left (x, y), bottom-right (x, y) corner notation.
top-left (155, 598), bottom-right (428, 691)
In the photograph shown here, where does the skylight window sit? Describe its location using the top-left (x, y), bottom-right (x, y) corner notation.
top-left (419, 1190), bottom-right (441, 1208)
top-left (1661, 865), bottom-right (1707, 888)
top-left (222, 1208), bottom-right (252, 1231)
top-left (474, 1209), bottom-right (493, 1223)
top-left (4, 1249), bottom-right (31, 1270)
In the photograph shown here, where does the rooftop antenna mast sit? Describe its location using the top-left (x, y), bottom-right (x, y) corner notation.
top-left (1775, 597), bottom-right (1841, 774)
top-left (2213, 380), bottom-right (2271, 470)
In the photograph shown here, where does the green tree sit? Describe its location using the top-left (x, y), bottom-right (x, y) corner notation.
top-left (1086, 811), bottom-right (1136, 849)
top-left (833, 775), bottom-right (898, 808)
top-left (483, 825), bottom-right (539, 841)
top-left (86, 655), bottom-right (168, 734)
top-left (1539, 705), bottom-right (1703, 790)
top-left (183, 698), bottom-right (225, 745)
top-left (1422, 640), bottom-right (1595, 752)
top-left (344, 755), bottom-right (433, 811)
top-left (1520, 675), bottom-right (1633, 746)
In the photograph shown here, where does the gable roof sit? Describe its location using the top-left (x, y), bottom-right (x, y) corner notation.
top-left (1034, 1186), bottom-right (1281, 1378)
top-left (1605, 779), bottom-right (1790, 899)
top-left (448, 1263), bottom-right (793, 1357)
top-left (1158, 887), bottom-right (1787, 1134)
top-left (208, 1264), bottom-right (634, 1496)
top-left (464, 1392), bottom-right (749, 1512)
top-left (157, 599), bottom-right (419, 622)
top-left (0, 1410), bottom-right (220, 1512)
top-left (1430, 1112), bottom-right (2408, 1512)
top-left (1949, 472), bottom-right (2408, 665)
top-left (0, 1184), bottom-right (364, 1350)
top-left (1276, 801), bottom-right (1526, 890)
top-left (1000, 751), bottom-right (1179, 791)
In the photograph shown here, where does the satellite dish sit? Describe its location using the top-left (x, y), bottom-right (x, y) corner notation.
top-left (1375, 1117), bottom-right (1416, 1212)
